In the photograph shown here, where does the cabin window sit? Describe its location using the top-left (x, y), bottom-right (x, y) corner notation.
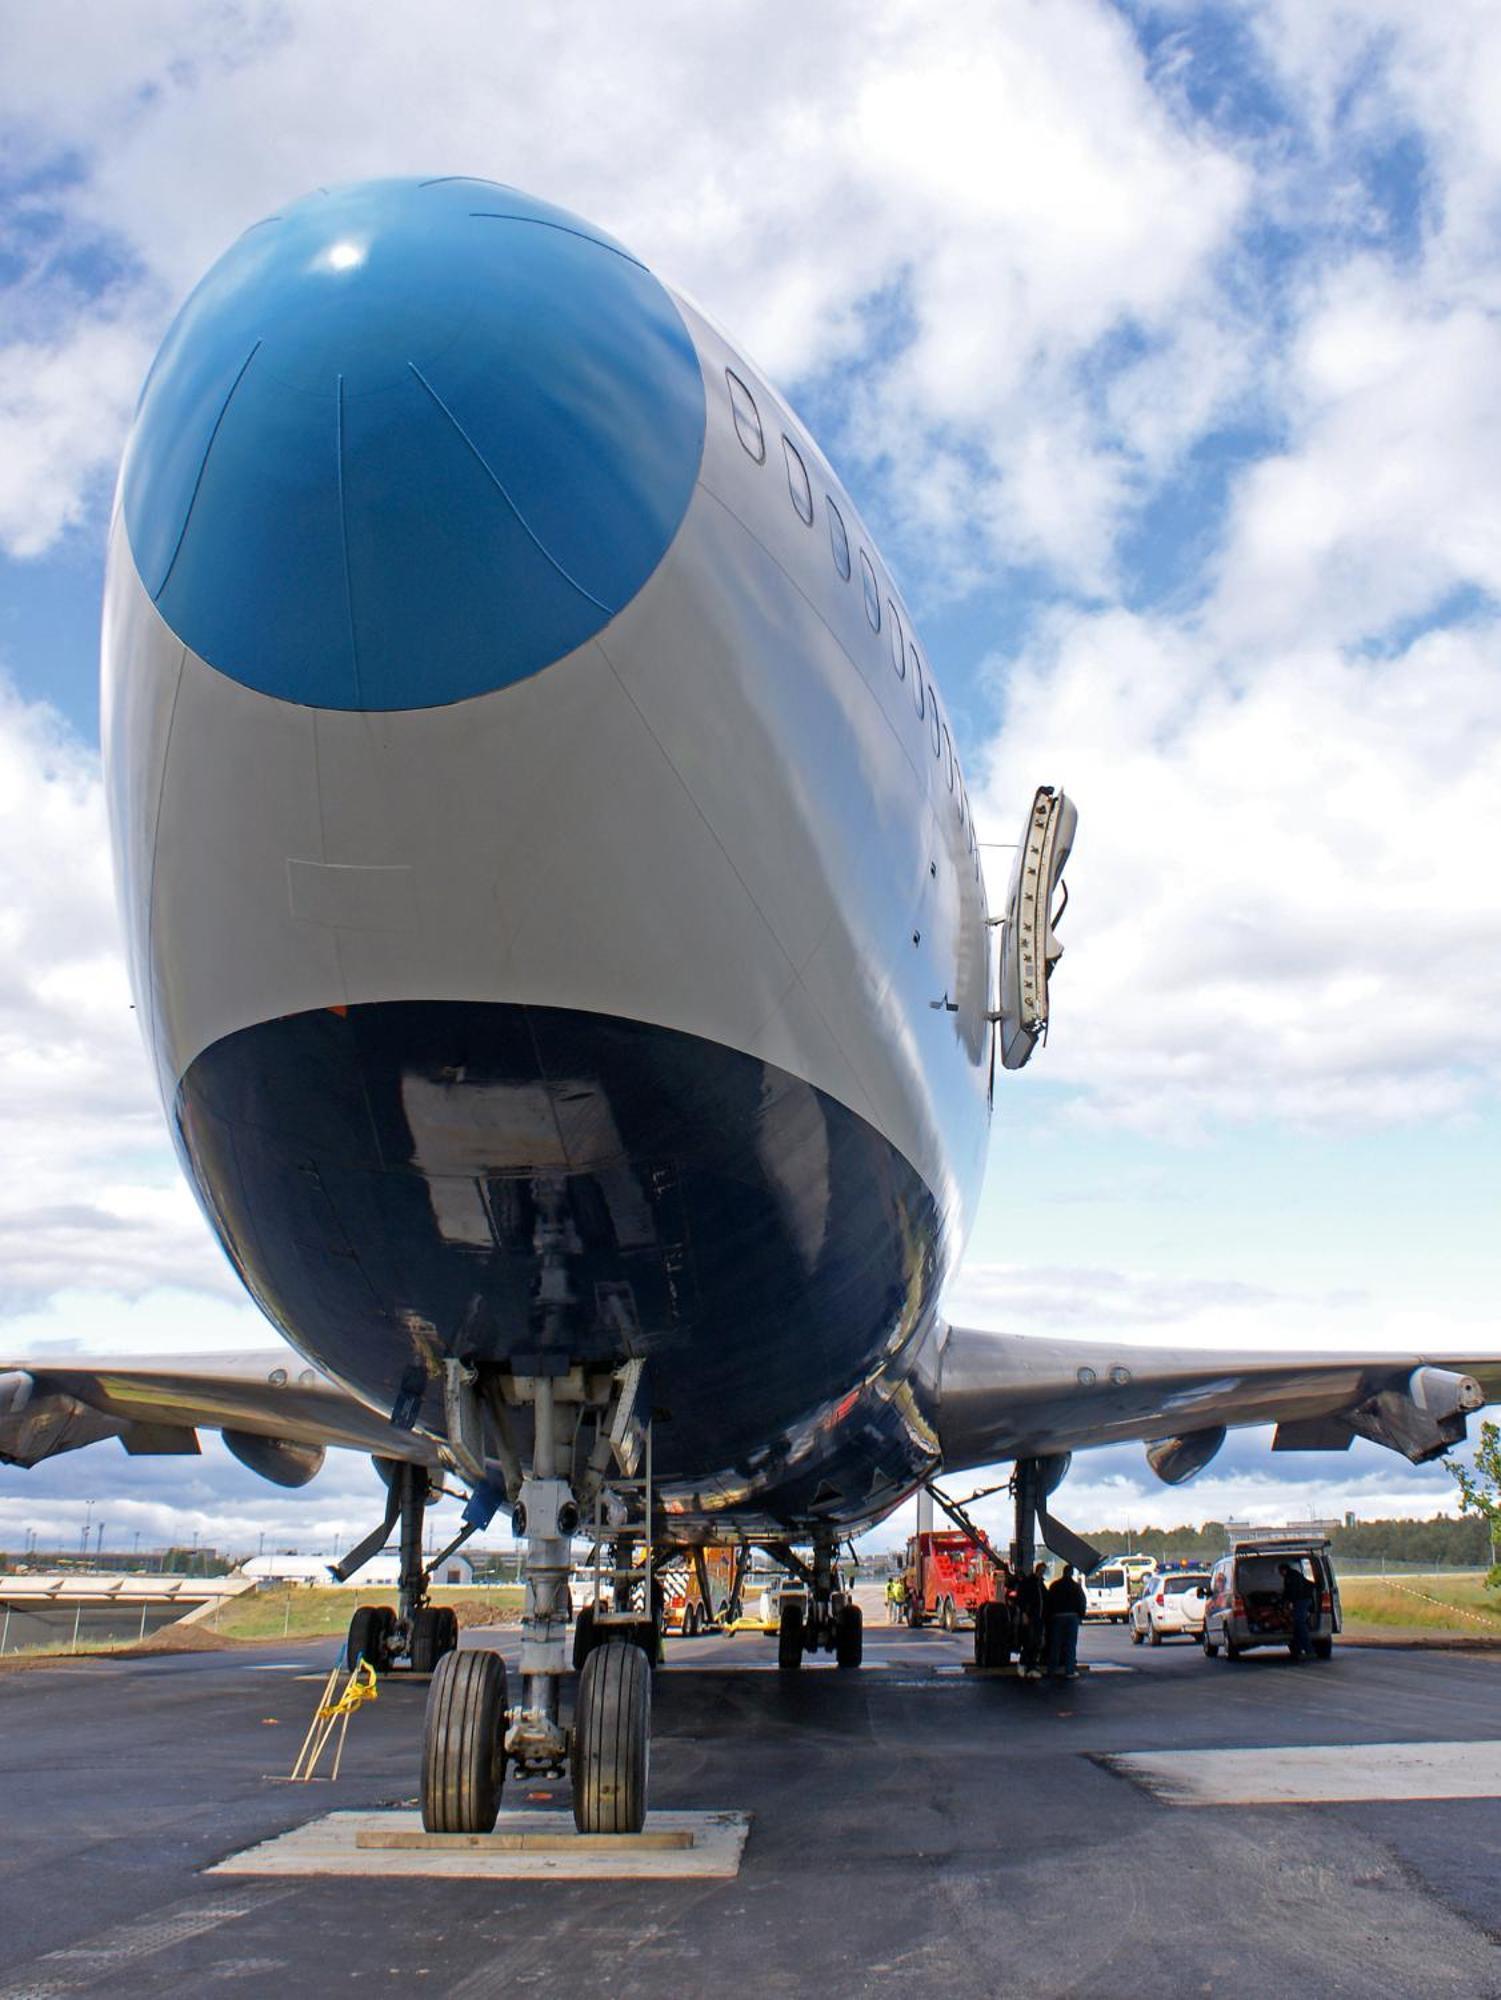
top-left (887, 600), bottom-right (906, 678)
top-left (826, 497), bottom-right (851, 579)
top-left (909, 644), bottom-right (926, 718)
top-left (930, 704), bottom-right (941, 760)
top-left (943, 722), bottom-right (955, 792)
top-left (726, 369), bottom-right (765, 463)
top-left (859, 551), bottom-right (881, 631)
top-left (783, 437), bottom-right (813, 524)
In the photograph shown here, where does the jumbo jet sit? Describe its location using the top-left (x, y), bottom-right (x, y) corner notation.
top-left (3, 178), bottom-right (1495, 1834)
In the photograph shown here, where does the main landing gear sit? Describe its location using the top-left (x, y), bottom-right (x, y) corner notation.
top-left (773, 1530), bottom-right (863, 1672)
top-left (339, 1459), bottom-right (462, 1676)
top-left (419, 1359), bottom-right (656, 1836)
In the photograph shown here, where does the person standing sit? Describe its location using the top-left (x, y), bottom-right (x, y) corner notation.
top-left (1017, 1559), bottom-right (1047, 1678)
top-left (1280, 1562), bottom-right (1315, 1661)
top-left (1045, 1563), bottom-right (1087, 1679)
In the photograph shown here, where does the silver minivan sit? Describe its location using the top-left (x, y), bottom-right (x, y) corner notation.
top-left (1202, 1538), bottom-right (1341, 1661)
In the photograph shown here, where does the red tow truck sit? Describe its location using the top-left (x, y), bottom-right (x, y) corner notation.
top-left (902, 1529), bottom-right (1003, 1630)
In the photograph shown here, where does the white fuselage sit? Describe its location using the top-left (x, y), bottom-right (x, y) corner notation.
top-left (102, 183), bottom-right (993, 1532)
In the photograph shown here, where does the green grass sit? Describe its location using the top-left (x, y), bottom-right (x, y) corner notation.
top-left (0, 1585), bottom-right (525, 1662)
top-left (209, 1585), bottom-right (523, 1641)
top-left (1337, 1572), bottom-right (1501, 1634)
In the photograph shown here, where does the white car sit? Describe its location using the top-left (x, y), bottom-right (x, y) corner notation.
top-left (1083, 1564), bottom-right (1133, 1623)
top-left (1130, 1570), bottom-right (1211, 1646)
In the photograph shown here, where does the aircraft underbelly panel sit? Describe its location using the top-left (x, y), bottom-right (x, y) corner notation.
top-left (174, 999), bottom-right (944, 1527)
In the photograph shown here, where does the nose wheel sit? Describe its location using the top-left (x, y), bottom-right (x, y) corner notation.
top-left (421, 1647), bottom-right (510, 1832)
top-left (572, 1638), bottom-right (651, 1833)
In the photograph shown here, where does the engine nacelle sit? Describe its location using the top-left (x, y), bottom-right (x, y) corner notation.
top-left (1347, 1367), bottom-right (1484, 1465)
top-left (223, 1429), bottom-right (326, 1488)
top-left (1145, 1427), bottom-right (1227, 1486)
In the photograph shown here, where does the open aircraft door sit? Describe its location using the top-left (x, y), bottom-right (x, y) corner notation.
top-left (990, 785), bottom-right (1078, 1076)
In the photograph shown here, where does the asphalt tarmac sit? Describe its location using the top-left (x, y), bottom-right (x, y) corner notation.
top-left (3, 1619), bottom-right (1500, 1997)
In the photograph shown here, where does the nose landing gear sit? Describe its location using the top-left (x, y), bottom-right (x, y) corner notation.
top-left (419, 1361), bottom-right (655, 1836)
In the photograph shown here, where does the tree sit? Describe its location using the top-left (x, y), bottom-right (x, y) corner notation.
top-left (1445, 1420), bottom-right (1501, 1587)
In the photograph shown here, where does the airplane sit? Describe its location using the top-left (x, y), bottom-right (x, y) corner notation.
top-left (4, 176), bottom-right (1496, 1835)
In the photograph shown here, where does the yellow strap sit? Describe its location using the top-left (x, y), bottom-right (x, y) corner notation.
top-left (317, 1658), bottom-right (379, 1719)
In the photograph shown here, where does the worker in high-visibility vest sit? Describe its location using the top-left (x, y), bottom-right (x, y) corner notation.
top-left (886, 1573), bottom-right (908, 1624)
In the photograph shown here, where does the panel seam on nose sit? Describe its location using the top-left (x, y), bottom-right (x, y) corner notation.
top-left (406, 360), bottom-right (616, 616)
top-left (154, 338), bottom-right (262, 605)
top-left (334, 372), bottom-right (363, 708)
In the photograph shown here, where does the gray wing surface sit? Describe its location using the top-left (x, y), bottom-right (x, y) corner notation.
top-left (937, 1325), bottom-right (1501, 1481)
top-left (0, 1351), bottom-right (437, 1487)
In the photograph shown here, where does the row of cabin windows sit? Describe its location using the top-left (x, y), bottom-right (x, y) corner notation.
top-left (725, 368), bottom-right (979, 871)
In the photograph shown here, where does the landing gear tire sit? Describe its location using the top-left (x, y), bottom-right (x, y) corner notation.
top-left (572, 1604), bottom-right (596, 1673)
top-left (835, 1603), bottom-right (863, 1670)
top-left (346, 1603), bottom-right (395, 1672)
top-left (410, 1605), bottom-right (457, 1674)
top-left (421, 1647), bottom-right (508, 1833)
top-left (778, 1600), bottom-right (805, 1671)
top-left (973, 1601), bottom-right (1001, 1669)
top-left (572, 1638), bottom-right (651, 1834)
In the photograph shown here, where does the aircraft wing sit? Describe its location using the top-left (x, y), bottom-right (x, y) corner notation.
top-left (0, 1350), bottom-right (438, 1488)
top-left (937, 1324), bottom-right (1501, 1483)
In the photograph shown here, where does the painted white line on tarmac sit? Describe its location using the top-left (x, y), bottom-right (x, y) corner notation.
top-left (1106, 1739), bottom-right (1501, 1805)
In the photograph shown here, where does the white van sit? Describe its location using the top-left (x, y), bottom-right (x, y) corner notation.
top-left (1083, 1564), bottom-right (1133, 1623)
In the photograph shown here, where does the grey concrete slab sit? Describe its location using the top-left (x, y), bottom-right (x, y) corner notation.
top-left (0, 1623), bottom-right (1499, 1997)
top-left (212, 1807), bottom-right (751, 1880)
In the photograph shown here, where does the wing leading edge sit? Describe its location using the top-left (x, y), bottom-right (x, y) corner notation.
top-left (0, 1351), bottom-right (437, 1488)
top-left (936, 1324), bottom-right (1501, 1484)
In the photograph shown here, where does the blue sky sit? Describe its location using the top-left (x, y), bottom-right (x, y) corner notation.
top-left (0, 1), bottom-right (1497, 1555)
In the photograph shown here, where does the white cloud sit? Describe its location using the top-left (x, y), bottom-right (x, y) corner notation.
top-left (1209, 264), bottom-right (1501, 651)
top-left (977, 608), bottom-right (1501, 1132)
top-left (0, 1428), bottom-right (468, 1560)
top-left (0, 321), bottom-right (153, 557)
top-left (0, 0), bottom-right (1248, 588)
top-left (0, 687), bottom-right (235, 1307)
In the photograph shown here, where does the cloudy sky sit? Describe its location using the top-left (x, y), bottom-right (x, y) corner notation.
top-left (1, 1), bottom-right (1498, 1560)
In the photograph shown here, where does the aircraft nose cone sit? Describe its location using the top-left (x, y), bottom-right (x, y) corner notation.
top-left (120, 178), bottom-right (705, 709)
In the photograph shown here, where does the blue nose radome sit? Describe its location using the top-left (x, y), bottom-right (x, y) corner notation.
top-left (120, 178), bottom-right (706, 709)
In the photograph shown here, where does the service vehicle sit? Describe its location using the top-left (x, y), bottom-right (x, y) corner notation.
top-left (1115, 1554), bottom-right (1158, 1599)
top-left (1202, 1537), bottom-right (1341, 1661)
top-left (721, 1570), bottom-right (787, 1635)
top-left (1083, 1563), bottom-right (1134, 1622)
top-left (902, 1529), bottom-right (1002, 1630)
top-left (1129, 1568), bottom-right (1212, 1645)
